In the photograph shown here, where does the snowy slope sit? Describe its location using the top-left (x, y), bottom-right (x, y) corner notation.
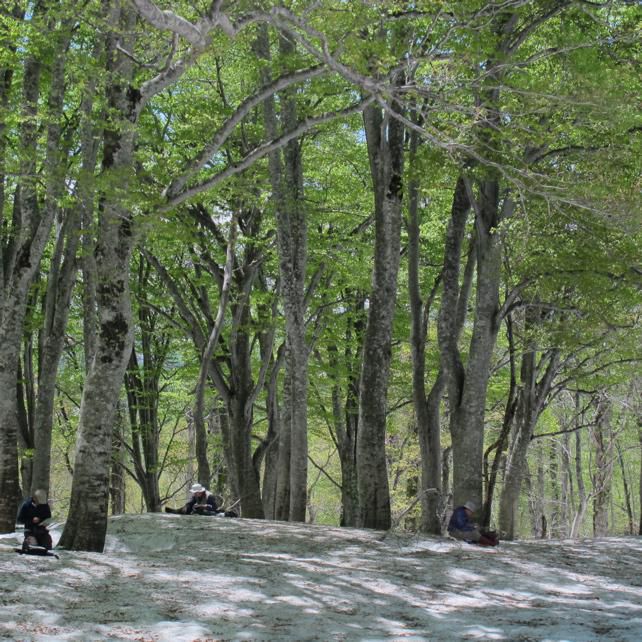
top-left (1, 513), bottom-right (641, 641)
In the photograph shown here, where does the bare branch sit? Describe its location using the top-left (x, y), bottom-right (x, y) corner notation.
top-left (130, 0), bottom-right (208, 45)
top-left (163, 96), bottom-right (375, 210)
top-left (164, 64), bottom-right (326, 199)
top-left (506, 1), bottom-right (573, 55)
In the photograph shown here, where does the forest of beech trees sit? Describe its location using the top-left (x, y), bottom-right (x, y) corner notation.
top-left (0, 0), bottom-right (639, 552)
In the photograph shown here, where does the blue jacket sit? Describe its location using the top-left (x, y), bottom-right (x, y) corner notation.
top-left (447, 506), bottom-right (476, 533)
top-left (17, 497), bottom-right (51, 529)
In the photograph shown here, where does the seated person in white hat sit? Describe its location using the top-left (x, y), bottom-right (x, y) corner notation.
top-left (165, 483), bottom-right (220, 515)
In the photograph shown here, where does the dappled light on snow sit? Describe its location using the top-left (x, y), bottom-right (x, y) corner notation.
top-left (1, 514), bottom-right (641, 641)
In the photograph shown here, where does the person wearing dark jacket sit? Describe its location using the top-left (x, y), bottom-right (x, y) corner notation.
top-left (165, 483), bottom-right (238, 517)
top-left (165, 484), bottom-right (220, 515)
top-left (183, 484), bottom-right (219, 515)
top-left (17, 489), bottom-right (53, 550)
top-left (448, 500), bottom-right (498, 546)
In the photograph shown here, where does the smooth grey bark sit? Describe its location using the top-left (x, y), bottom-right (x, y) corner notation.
top-left (549, 440), bottom-right (561, 538)
top-left (437, 4), bottom-right (568, 513)
top-left (639, 420), bottom-right (642, 536)
top-left (31, 212), bottom-right (80, 494)
top-left (125, 341), bottom-right (162, 513)
top-left (407, 124), bottom-right (444, 534)
top-left (110, 403), bottom-right (127, 515)
top-left (436, 175), bottom-right (474, 505)
top-left (591, 393), bottom-right (613, 537)
top-left (58, 139), bottom-right (137, 550)
top-left (58, 3), bottom-right (139, 551)
top-left (438, 64), bottom-right (517, 509)
top-left (560, 430), bottom-right (572, 536)
top-left (30, 17), bottom-right (82, 493)
top-left (570, 395), bottom-right (588, 538)
top-left (356, 95), bottom-right (405, 530)
top-left (76, 21), bottom-right (103, 376)
top-left (453, 174), bottom-right (506, 509)
top-left (226, 323), bottom-right (264, 519)
top-left (482, 315), bottom-right (518, 529)
top-left (193, 215), bottom-right (236, 488)
top-left (16, 357), bottom-right (33, 494)
top-left (79, 63), bottom-right (101, 376)
top-left (274, 354), bottom-right (293, 520)
top-left (534, 446), bottom-right (547, 538)
top-left (62, 0), bottom-right (252, 545)
top-left (498, 307), bottom-right (560, 540)
top-left (440, 446), bottom-right (452, 531)
top-left (257, 33), bottom-right (289, 519)
top-left (123, 256), bottom-right (168, 513)
top-left (326, 294), bottom-right (366, 527)
top-left (259, 342), bottom-right (284, 519)
top-left (258, 28), bottom-right (310, 523)
top-left (0, 4), bottom-right (60, 531)
top-left (331, 349), bottom-right (360, 527)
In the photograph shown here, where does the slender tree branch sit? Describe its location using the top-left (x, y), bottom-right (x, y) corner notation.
top-left (163, 96), bottom-right (375, 210)
top-left (164, 65), bottom-right (326, 199)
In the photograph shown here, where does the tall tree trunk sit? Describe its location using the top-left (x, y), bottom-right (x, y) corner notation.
top-left (570, 396), bottom-right (588, 538)
top-left (438, 11), bottom-right (528, 513)
top-left (29, 16), bottom-right (75, 494)
top-left (79, 36), bottom-right (101, 375)
top-left (0, 3), bottom-right (59, 531)
top-left (16, 358), bottom-right (33, 495)
top-left (227, 377), bottom-right (264, 518)
top-left (110, 402), bottom-right (126, 515)
top-left (483, 313), bottom-right (518, 528)
top-left (498, 344), bottom-right (535, 540)
top-left (279, 123), bottom-right (308, 523)
top-left (356, 95), bottom-right (405, 530)
top-left (407, 124), bottom-right (443, 534)
top-left (499, 306), bottom-right (560, 539)
top-left (326, 296), bottom-right (365, 527)
top-left (549, 440), bottom-right (561, 537)
top-left (274, 356), bottom-right (293, 520)
top-left (193, 215), bottom-right (236, 490)
top-left (535, 448), bottom-right (547, 538)
top-left (638, 420), bottom-right (642, 536)
top-left (615, 440), bottom-right (634, 535)
top-left (452, 174), bottom-right (504, 508)
top-left (440, 446), bottom-right (452, 531)
top-left (125, 343), bottom-right (163, 513)
top-left (592, 393), bottom-right (613, 537)
top-left (437, 176), bottom-right (473, 506)
top-left (58, 3), bottom-right (138, 551)
top-left (560, 430), bottom-right (572, 537)
top-left (260, 347), bottom-right (282, 519)
top-left (31, 212), bottom-right (79, 494)
top-left (257, 28), bottom-right (310, 522)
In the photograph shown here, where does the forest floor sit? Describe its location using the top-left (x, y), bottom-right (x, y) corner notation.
top-left (1, 513), bottom-right (641, 641)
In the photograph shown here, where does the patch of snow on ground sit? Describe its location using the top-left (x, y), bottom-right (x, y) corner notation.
top-left (1, 513), bottom-right (641, 641)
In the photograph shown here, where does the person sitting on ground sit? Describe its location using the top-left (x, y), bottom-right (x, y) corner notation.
top-left (165, 483), bottom-right (236, 516)
top-left (447, 500), bottom-right (498, 546)
top-left (17, 489), bottom-right (53, 550)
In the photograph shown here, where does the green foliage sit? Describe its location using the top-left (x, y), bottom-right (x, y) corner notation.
top-left (4, 0), bottom-right (637, 537)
